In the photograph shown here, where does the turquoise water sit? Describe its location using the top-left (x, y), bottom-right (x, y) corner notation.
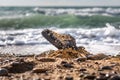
top-left (0, 7), bottom-right (120, 29)
top-left (0, 14), bottom-right (120, 29)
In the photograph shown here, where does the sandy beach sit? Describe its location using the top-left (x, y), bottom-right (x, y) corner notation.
top-left (0, 48), bottom-right (120, 80)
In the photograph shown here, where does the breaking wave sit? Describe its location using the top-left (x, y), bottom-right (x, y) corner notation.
top-left (0, 14), bottom-right (120, 29)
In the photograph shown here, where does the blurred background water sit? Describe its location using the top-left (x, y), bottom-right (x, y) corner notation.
top-left (0, 7), bottom-right (120, 55)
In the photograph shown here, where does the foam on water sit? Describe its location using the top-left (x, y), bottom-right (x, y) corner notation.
top-left (34, 7), bottom-right (120, 16)
top-left (0, 23), bottom-right (120, 55)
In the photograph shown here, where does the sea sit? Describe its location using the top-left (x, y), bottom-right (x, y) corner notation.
top-left (0, 6), bottom-right (120, 56)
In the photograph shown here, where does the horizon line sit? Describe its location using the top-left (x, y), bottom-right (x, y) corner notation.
top-left (0, 5), bottom-right (120, 7)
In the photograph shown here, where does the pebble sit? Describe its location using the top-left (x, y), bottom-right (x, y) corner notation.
top-left (79, 68), bottom-right (87, 72)
top-left (99, 72), bottom-right (106, 76)
top-left (65, 76), bottom-right (73, 80)
top-left (61, 61), bottom-right (68, 64)
top-left (101, 66), bottom-right (112, 70)
top-left (4, 61), bottom-right (34, 73)
top-left (96, 73), bottom-right (111, 80)
top-left (95, 62), bottom-right (99, 64)
top-left (87, 53), bottom-right (108, 60)
top-left (0, 68), bottom-right (8, 76)
top-left (11, 61), bottom-right (22, 66)
top-left (63, 63), bottom-right (73, 68)
top-left (96, 76), bottom-right (108, 80)
top-left (58, 76), bottom-right (64, 79)
top-left (110, 75), bottom-right (120, 80)
top-left (84, 74), bottom-right (96, 80)
top-left (32, 68), bottom-right (48, 73)
top-left (61, 61), bottom-right (73, 68)
top-left (75, 57), bottom-right (87, 62)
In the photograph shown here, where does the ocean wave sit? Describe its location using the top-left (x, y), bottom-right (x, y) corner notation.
top-left (34, 7), bottom-right (120, 16)
top-left (0, 14), bottom-right (120, 29)
top-left (0, 23), bottom-right (120, 55)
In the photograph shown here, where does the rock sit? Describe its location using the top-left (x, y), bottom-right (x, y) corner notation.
top-left (110, 75), bottom-right (120, 80)
top-left (41, 29), bottom-right (91, 59)
top-left (0, 68), bottom-right (8, 76)
top-left (32, 68), bottom-right (48, 73)
top-left (57, 75), bottom-right (64, 80)
top-left (65, 76), bottom-right (73, 80)
top-left (79, 68), bottom-right (87, 72)
top-left (95, 62), bottom-right (99, 64)
top-left (99, 72), bottom-right (111, 79)
top-left (96, 76), bottom-right (109, 80)
top-left (3, 61), bottom-right (34, 73)
top-left (61, 61), bottom-right (73, 68)
top-left (41, 29), bottom-right (77, 49)
top-left (84, 74), bottom-right (96, 79)
top-left (61, 61), bottom-right (68, 64)
top-left (99, 72), bottom-right (106, 76)
top-left (101, 66), bottom-right (112, 70)
top-left (87, 53), bottom-right (108, 60)
top-left (75, 57), bottom-right (87, 62)
top-left (62, 63), bottom-right (73, 68)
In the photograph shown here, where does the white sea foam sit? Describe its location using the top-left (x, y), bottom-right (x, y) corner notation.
top-left (0, 23), bottom-right (120, 55)
top-left (34, 7), bottom-right (120, 16)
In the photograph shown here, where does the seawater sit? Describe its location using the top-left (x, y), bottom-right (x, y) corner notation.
top-left (0, 7), bottom-right (120, 56)
top-left (0, 7), bottom-right (120, 29)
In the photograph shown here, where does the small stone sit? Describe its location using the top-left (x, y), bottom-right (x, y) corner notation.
top-left (84, 74), bottom-right (96, 79)
top-left (0, 68), bottom-right (8, 76)
top-left (61, 61), bottom-right (68, 64)
top-left (97, 73), bottom-right (111, 80)
top-left (61, 61), bottom-right (73, 68)
top-left (96, 76), bottom-right (108, 80)
top-left (79, 68), bottom-right (87, 72)
top-left (63, 63), bottom-right (73, 68)
top-left (65, 76), bottom-right (73, 80)
top-left (87, 53), bottom-right (108, 60)
top-left (99, 72), bottom-right (106, 76)
top-left (75, 57), bottom-right (87, 62)
top-left (3, 61), bottom-right (34, 73)
top-left (110, 75), bottom-right (120, 80)
top-left (95, 62), bottom-right (99, 64)
top-left (101, 66), bottom-right (112, 70)
top-left (58, 76), bottom-right (63, 79)
top-left (32, 68), bottom-right (48, 73)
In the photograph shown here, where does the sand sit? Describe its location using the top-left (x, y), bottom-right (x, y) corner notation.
top-left (0, 48), bottom-right (120, 80)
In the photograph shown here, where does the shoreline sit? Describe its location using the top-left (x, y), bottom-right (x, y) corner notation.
top-left (0, 44), bottom-right (120, 56)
